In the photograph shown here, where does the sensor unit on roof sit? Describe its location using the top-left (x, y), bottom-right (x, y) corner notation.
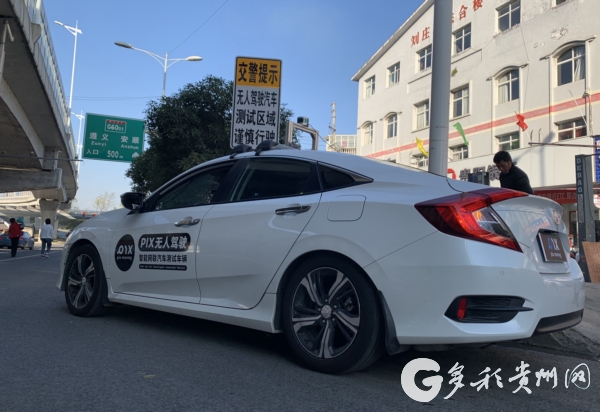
top-left (229, 144), bottom-right (253, 159)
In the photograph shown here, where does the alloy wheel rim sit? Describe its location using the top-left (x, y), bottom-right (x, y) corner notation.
top-left (67, 254), bottom-right (96, 309)
top-left (291, 267), bottom-right (361, 359)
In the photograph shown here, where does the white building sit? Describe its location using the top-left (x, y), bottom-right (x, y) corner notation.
top-left (352, 0), bottom-right (600, 245)
top-left (325, 134), bottom-right (358, 155)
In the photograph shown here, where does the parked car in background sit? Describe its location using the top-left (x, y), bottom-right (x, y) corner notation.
top-left (0, 231), bottom-right (35, 250)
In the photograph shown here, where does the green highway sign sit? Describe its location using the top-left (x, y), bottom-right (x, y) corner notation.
top-left (83, 113), bottom-right (145, 163)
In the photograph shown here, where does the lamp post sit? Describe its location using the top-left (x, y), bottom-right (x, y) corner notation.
top-left (114, 41), bottom-right (202, 97)
top-left (54, 20), bottom-right (81, 126)
top-left (72, 110), bottom-right (84, 175)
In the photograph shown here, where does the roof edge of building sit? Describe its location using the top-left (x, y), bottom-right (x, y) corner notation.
top-left (351, 0), bottom-right (433, 82)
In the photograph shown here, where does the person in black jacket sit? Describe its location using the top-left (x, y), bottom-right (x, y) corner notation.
top-left (493, 151), bottom-right (534, 194)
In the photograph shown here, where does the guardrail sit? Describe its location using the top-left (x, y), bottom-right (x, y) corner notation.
top-left (11, 0), bottom-right (76, 164)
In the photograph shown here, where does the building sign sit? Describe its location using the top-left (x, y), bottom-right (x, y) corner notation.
top-left (230, 56), bottom-right (282, 149)
top-left (458, 165), bottom-right (500, 182)
top-left (410, 1), bottom-right (484, 46)
top-left (594, 136), bottom-right (600, 181)
top-left (83, 113), bottom-right (145, 163)
top-left (535, 190), bottom-right (577, 205)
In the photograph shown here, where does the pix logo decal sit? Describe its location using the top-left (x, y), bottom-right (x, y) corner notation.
top-left (115, 234), bottom-right (135, 272)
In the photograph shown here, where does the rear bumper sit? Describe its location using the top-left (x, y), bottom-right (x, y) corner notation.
top-left (364, 232), bottom-right (586, 346)
top-left (533, 309), bottom-right (583, 335)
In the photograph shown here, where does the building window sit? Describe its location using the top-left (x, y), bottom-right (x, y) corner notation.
top-left (557, 118), bottom-right (586, 140)
top-left (452, 144), bottom-right (469, 161)
top-left (454, 25), bottom-right (471, 54)
top-left (557, 46), bottom-right (585, 86)
top-left (364, 123), bottom-right (374, 144)
top-left (415, 101), bottom-right (430, 129)
top-left (498, 0), bottom-right (520, 32)
top-left (414, 155), bottom-right (429, 168)
top-left (498, 70), bottom-right (519, 103)
top-left (452, 87), bottom-right (469, 118)
top-left (556, 0), bottom-right (567, 5)
top-left (388, 63), bottom-right (400, 86)
top-left (418, 46), bottom-right (432, 72)
top-left (387, 114), bottom-right (398, 138)
top-left (365, 76), bottom-right (375, 98)
top-left (497, 133), bottom-right (520, 151)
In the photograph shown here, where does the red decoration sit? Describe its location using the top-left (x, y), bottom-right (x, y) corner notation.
top-left (459, 5), bottom-right (468, 20)
top-left (411, 32), bottom-right (420, 46)
top-left (516, 114), bottom-right (528, 131)
top-left (473, 0), bottom-right (483, 11)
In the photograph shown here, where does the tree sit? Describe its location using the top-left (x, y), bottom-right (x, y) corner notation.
top-left (92, 192), bottom-right (116, 212)
top-left (126, 75), bottom-right (298, 194)
top-left (69, 198), bottom-right (80, 214)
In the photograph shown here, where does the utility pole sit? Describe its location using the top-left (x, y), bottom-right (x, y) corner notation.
top-left (428, 0), bottom-right (453, 176)
top-left (331, 102), bottom-right (336, 148)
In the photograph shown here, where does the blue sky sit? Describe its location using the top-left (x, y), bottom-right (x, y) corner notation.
top-left (45, 0), bottom-right (422, 209)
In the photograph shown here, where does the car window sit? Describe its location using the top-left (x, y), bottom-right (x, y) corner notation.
top-left (151, 164), bottom-right (234, 211)
top-left (318, 164), bottom-right (357, 190)
top-left (229, 158), bottom-right (318, 201)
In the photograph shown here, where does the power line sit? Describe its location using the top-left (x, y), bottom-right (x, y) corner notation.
top-left (168, 0), bottom-right (229, 53)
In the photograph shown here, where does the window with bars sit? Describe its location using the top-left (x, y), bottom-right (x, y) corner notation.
top-left (452, 87), bottom-right (469, 118)
top-left (557, 118), bottom-right (586, 140)
top-left (364, 123), bottom-right (374, 144)
top-left (557, 46), bottom-right (585, 86)
top-left (414, 155), bottom-right (429, 168)
top-left (365, 76), bottom-right (375, 98)
top-left (418, 46), bottom-right (432, 72)
top-left (497, 133), bottom-right (520, 151)
top-left (387, 114), bottom-right (398, 138)
top-left (454, 25), bottom-right (471, 54)
top-left (498, 70), bottom-right (519, 104)
top-left (452, 144), bottom-right (469, 161)
top-left (388, 63), bottom-right (400, 86)
top-left (415, 101), bottom-right (430, 129)
top-left (498, 0), bottom-right (520, 32)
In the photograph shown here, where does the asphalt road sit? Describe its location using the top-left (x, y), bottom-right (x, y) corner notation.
top-left (1, 245), bottom-right (599, 411)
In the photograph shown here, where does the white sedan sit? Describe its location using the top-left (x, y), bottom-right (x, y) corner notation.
top-left (57, 144), bottom-right (584, 374)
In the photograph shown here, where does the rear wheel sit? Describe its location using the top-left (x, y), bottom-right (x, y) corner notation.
top-left (64, 245), bottom-right (109, 317)
top-left (282, 256), bottom-right (383, 374)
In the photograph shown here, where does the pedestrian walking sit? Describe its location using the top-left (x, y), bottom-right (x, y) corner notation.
top-left (493, 151), bottom-right (534, 194)
top-left (8, 218), bottom-right (22, 258)
top-left (40, 218), bottom-right (55, 258)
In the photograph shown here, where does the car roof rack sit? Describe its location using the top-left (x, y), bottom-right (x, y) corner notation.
top-left (229, 144), bottom-right (254, 159)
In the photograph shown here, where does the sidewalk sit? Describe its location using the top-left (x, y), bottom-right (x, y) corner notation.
top-left (523, 283), bottom-right (600, 358)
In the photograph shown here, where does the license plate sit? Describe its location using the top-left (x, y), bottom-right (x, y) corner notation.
top-left (537, 232), bottom-right (567, 262)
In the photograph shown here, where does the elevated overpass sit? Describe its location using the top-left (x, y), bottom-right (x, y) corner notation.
top-left (0, 0), bottom-right (77, 221)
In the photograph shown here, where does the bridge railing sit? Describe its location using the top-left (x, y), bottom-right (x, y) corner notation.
top-left (12, 0), bottom-right (77, 164)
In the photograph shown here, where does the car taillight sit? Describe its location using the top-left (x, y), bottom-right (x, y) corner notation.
top-left (415, 187), bottom-right (526, 252)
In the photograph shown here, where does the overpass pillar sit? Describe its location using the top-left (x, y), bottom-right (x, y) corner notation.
top-left (39, 199), bottom-right (59, 240)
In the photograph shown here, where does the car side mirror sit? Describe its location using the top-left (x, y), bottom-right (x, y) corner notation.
top-left (121, 192), bottom-right (145, 211)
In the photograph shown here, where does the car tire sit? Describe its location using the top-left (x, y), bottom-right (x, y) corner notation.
top-left (282, 255), bottom-right (383, 374)
top-left (64, 244), bottom-right (109, 317)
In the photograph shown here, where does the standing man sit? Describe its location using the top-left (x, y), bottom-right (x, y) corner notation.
top-left (40, 218), bottom-right (54, 258)
top-left (493, 151), bottom-right (534, 194)
top-left (8, 218), bottom-right (22, 258)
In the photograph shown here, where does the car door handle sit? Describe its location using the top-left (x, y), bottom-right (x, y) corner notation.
top-left (174, 217), bottom-right (200, 227)
top-left (275, 205), bottom-right (311, 215)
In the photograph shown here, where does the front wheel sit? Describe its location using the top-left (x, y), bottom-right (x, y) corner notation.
top-left (282, 256), bottom-right (383, 374)
top-left (64, 245), bottom-right (109, 317)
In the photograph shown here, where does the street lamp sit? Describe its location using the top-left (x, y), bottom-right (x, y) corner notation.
top-left (114, 41), bottom-right (202, 97)
top-left (54, 20), bottom-right (82, 126)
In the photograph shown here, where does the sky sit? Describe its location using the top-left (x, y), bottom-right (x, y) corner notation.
top-left (44, 0), bottom-right (423, 210)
